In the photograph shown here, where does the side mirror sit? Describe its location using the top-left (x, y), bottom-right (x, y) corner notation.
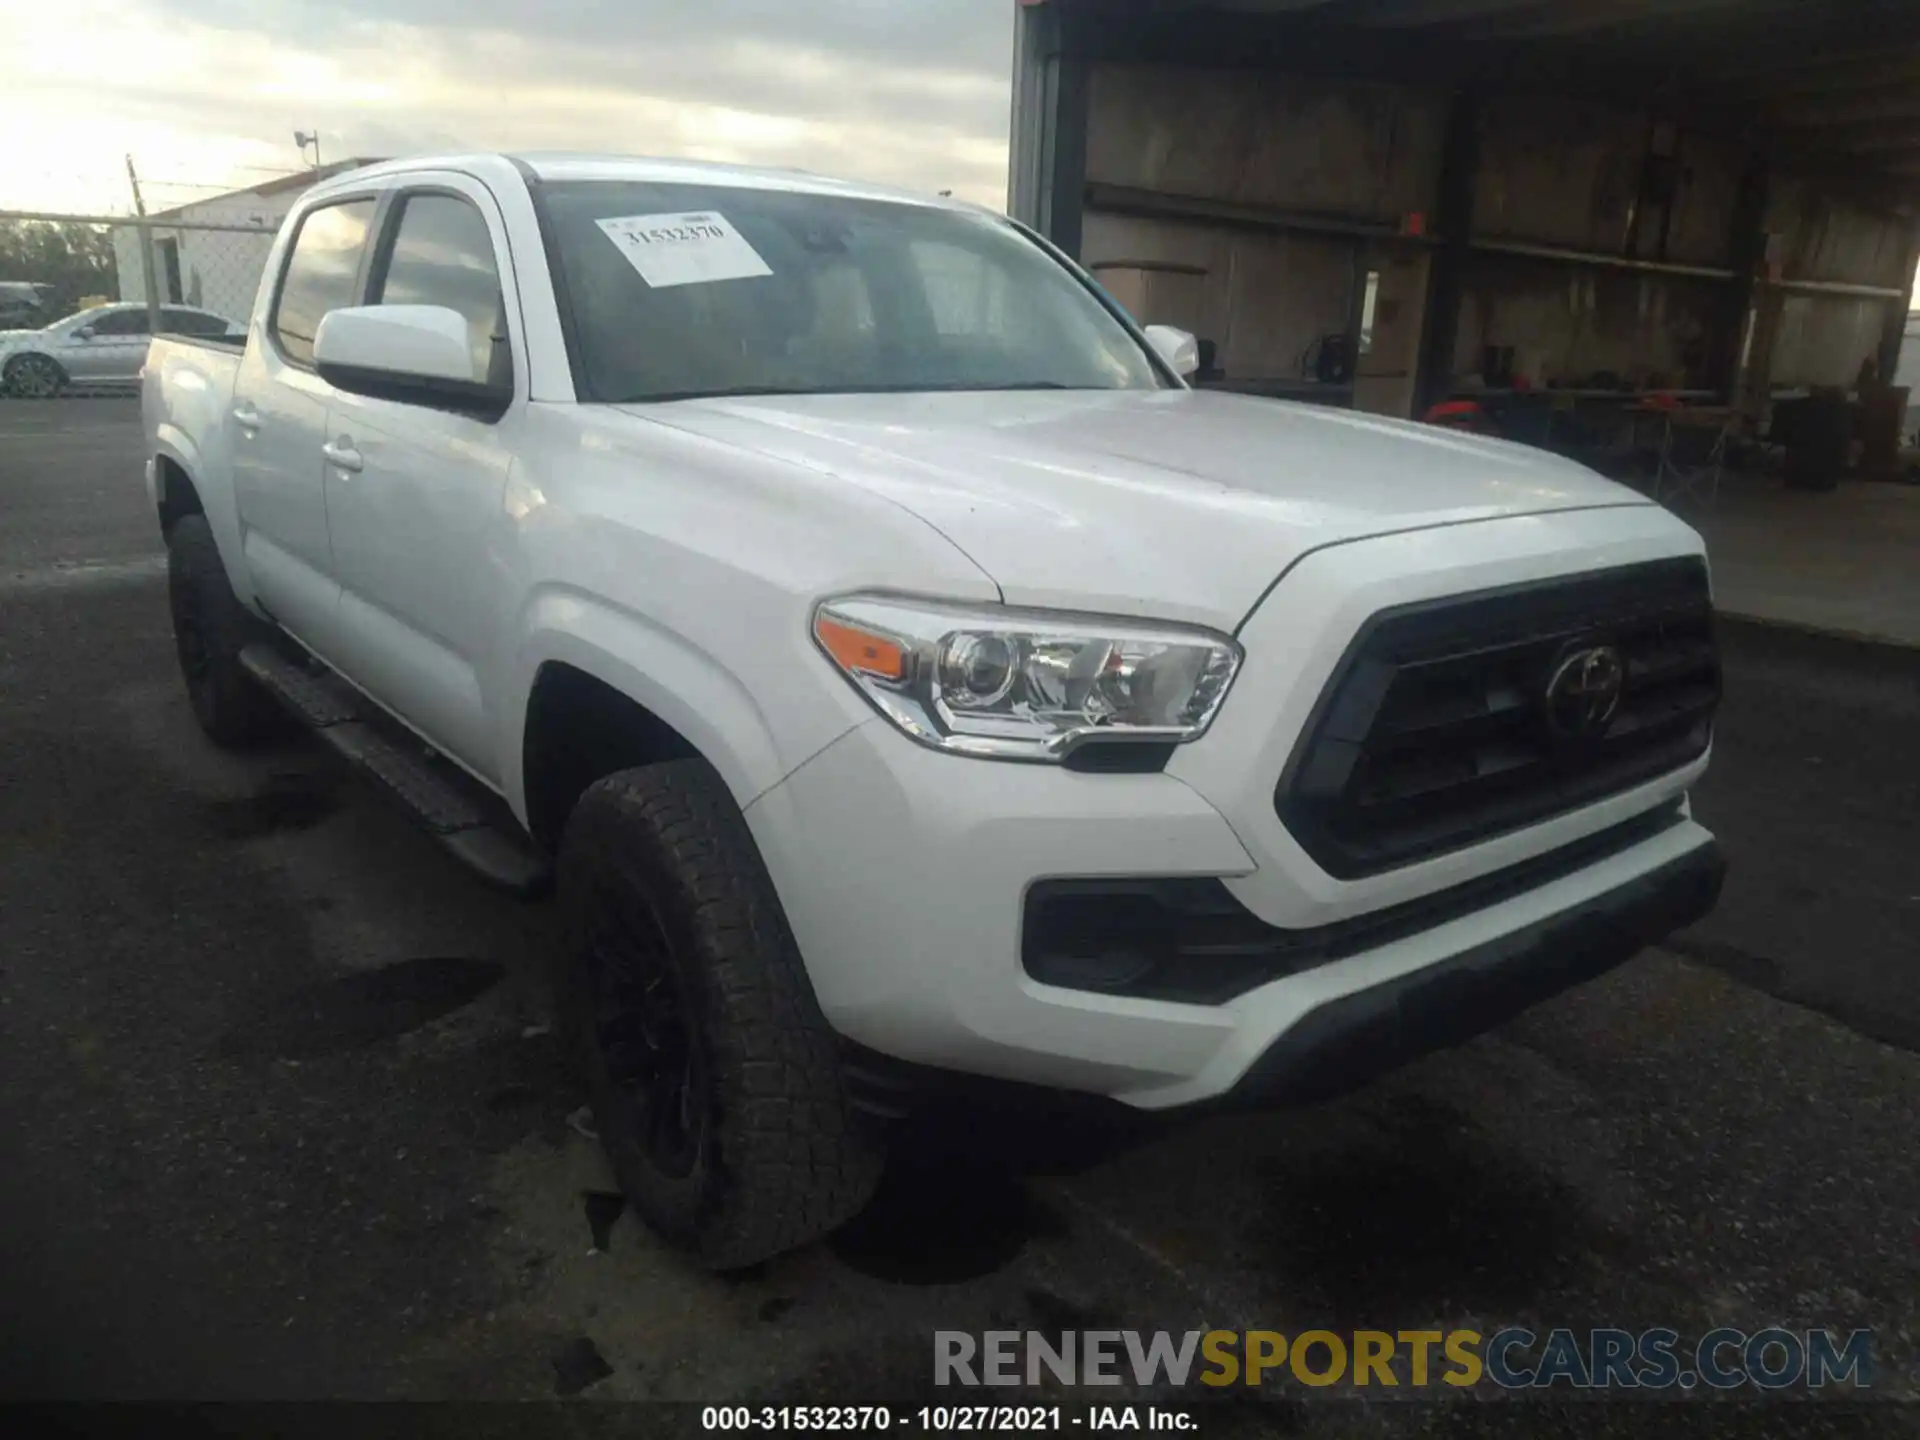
top-left (75, 326), bottom-right (96, 340)
top-left (1144, 324), bottom-right (1199, 379)
top-left (314, 305), bottom-right (508, 417)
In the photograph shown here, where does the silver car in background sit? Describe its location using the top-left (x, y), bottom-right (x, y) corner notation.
top-left (1, 303), bottom-right (244, 397)
top-left (0, 282), bottom-right (54, 328)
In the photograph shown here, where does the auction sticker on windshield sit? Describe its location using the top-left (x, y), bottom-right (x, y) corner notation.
top-left (595, 212), bottom-right (773, 289)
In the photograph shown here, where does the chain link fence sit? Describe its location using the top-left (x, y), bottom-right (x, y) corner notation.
top-left (1, 210), bottom-right (279, 397)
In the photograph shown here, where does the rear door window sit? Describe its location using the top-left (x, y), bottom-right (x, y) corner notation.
top-left (89, 309), bottom-right (150, 337)
top-left (273, 200), bottom-right (377, 366)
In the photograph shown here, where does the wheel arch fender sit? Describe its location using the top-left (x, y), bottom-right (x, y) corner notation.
top-left (152, 426), bottom-right (257, 609)
top-left (503, 588), bottom-right (795, 832)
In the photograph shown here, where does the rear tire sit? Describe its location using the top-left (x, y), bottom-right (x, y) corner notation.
top-left (166, 515), bottom-right (286, 748)
top-left (556, 759), bottom-right (881, 1269)
top-left (3, 352), bottom-right (65, 399)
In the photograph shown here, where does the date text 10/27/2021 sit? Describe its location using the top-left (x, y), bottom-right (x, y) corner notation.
top-left (701, 1407), bottom-right (1193, 1432)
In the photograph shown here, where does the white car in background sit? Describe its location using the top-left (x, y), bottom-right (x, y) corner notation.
top-left (2, 302), bottom-right (244, 397)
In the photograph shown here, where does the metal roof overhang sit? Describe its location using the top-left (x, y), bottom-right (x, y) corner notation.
top-left (1035, 0), bottom-right (1920, 209)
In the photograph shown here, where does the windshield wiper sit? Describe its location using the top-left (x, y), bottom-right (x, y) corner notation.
top-left (615, 385), bottom-right (816, 404)
top-left (616, 380), bottom-right (1093, 404)
top-left (938, 381), bottom-right (1078, 391)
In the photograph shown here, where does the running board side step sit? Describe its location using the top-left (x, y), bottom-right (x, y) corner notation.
top-left (238, 644), bottom-right (550, 896)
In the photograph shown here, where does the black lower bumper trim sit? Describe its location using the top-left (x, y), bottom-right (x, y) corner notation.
top-left (1225, 838), bottom-right (1726, 1107)
top-left (1023, 802), bottom-right (1688, 1004)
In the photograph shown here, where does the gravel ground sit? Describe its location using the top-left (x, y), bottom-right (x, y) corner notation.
top-left (1, 399), bottom-right (1913, 1436)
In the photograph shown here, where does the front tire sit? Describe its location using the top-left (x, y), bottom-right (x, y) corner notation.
top-left (166, 515), bottom-right (285, 748)
top-left (556, 759), bottom-right (881, 1269)
top-left (4, 352), bottom-right (65, 399)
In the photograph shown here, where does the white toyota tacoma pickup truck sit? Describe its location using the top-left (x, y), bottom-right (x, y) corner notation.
top-left (144, 153), bottom-right (1725, 1267)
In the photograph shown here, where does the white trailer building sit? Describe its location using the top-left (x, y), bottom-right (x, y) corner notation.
top-left (113, 158), bottom-right (379, 328)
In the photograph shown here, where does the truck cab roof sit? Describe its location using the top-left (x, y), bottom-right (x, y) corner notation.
top-left (303, 152), bottom-right (968, 214)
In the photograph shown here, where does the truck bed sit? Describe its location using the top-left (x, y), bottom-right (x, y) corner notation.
top-left (155, 333), bottom-right (246, 353)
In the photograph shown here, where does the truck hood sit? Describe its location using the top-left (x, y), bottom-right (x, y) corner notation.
top-left (627, 388), bottom-right (1650, 630)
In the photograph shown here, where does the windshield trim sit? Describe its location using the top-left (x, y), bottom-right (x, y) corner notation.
top-left (518, 170), bottom-right (1178, 405)
top-left (513, 159), bottom-right (593, 403)
top-left (613, 380), bottom-right (1100, 406)
top-left (1001, 214), bottom-right (1186, 393)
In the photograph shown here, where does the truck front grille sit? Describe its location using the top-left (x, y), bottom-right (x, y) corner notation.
top-left (1276, 557), bottom-right (1717, 878)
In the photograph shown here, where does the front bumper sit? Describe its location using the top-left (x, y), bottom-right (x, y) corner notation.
top-left (1226, 836), bottom-right (1724, 1106)
top-left (744, 716), bottom-right (1722, 1110)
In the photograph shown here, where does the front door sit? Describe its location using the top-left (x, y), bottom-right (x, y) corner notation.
top-left (321, 179), bottom-right (521, 782)
top-left (61, 306), bottom-right (149, 382)
top-left (230, 196), bottom-right (379, 653)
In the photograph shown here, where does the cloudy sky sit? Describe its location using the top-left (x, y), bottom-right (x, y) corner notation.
top-left (1, 0), bottom-right (1016, 215)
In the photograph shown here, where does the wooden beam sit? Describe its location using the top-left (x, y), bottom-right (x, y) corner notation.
top-left (1683, 38), bottom-right (1920, 87)
top-left (1812, 125), bottom-right (1920, 159)
top-left (1335, 0), bottom-right (1556, 28)
top-left (1715, 159), bottom-right (1769, 402)
top-left (1471, 0), bottom-right (1750, 42)
top-left (1469, 238), bottom-right (1737, 282)
top-left (1690, 51), bottom-right (1920, 104)
top-left (1417, 91), bottom-right (1481, 411)
top-left (1878, 220), bottom-right (1920, 380)
top-left (1081, 183), bottom-right (1433, 243)
top-left (1767, 94), bottom-right (1920, 133)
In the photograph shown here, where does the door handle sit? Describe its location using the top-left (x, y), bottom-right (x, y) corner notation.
top-left (322, 438), bottom-right (364, 473)
top-left (231, 403), bottom-right (262, 430)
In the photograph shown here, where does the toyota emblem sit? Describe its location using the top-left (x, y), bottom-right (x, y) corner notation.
top-left (1544, 644), bottom-right (1625, 740)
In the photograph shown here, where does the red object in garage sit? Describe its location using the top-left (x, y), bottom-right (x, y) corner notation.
top-left (1424, 400), bottom-right (1485, 426)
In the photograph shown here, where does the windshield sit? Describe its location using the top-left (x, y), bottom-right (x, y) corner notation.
top-left (538, 180), bottom-right (1166, 403)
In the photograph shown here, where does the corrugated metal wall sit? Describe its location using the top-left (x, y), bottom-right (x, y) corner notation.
top-left (1768, 179), bottom-right (1912, 288)
top-left (1078, 65), bottom-right (1441, 386)
top-left (1472, 97), bottom-right (1744, 269)
top-left (1069, 60), bottom-right (1911, 402)
top-left (1085, 65), bottom-right (1444, 222)
top-left (1451, 258), bottom-right (1721, 388)
top-left (1081, 210), bottom-right (1354, 380)
top-left (1761, 177), bottom-right (1913, 386)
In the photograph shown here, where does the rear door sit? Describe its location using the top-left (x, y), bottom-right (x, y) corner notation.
top-left (230, 195), bottom-right (380, 651)
top-left (320, 178), bottom-right (521, 780)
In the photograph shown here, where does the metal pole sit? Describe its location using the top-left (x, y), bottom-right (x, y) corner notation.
top-left (1416, 91), bottom-right (1481, 415)
top-left (125, 154), bottom-right (163, 337)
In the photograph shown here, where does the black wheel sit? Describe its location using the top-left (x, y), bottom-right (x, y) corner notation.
top-left (166, 515), bottom-right (286, 748)
top-left (556, 759), bottom-right (881, 1269)
top-left (4, 352), bottom-right (65, 399)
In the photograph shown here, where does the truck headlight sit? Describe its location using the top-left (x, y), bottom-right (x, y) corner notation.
top-left (812, 596), bottom-right (1241, 762)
